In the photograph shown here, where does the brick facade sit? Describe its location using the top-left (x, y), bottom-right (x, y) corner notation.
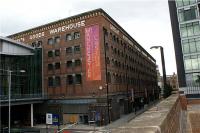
top-left (9, 9), bottom-right (158, 124)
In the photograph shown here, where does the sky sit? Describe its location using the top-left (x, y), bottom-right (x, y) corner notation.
top-left (0, 0), bottom-right (176, 75)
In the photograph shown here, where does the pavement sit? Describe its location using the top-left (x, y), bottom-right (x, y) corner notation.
top-left (35, 100), bottom-right (160, 133)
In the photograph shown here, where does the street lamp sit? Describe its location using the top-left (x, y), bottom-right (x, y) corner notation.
top-left (150, 46), bottom-right (167, 98)
top-left (0, 68), bottom-right (26, 133)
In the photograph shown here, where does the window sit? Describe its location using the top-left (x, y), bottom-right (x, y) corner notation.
top-left (75, 59), bottom-right (81, 66)
top-left (48, 51), bottom-right (53, 57)
top-left (192, 57), bottom-right (198, 69)
top-left (55, 36), bottom-right (61, 43)
top-left (105, 43), bottom-right (109, 51)
top-left (180, 22), bottom-right (200, 38)
top-left (32, 42), bottom-right (36, 47)
top-left (66, 34), bottom-right (72, 41)
top-left (55, 76), bottom-right (61, 86)
top-left (55, 62), bottom-right (60, 69)
top-left (74, 45), bottom-right (80, 53)
top-left (48, 64), bottom-right (53, 70)
top-left (107, 72), bottom-right (111, 83)
top-left (55, 49), bottom-right (60, 56)
top-left (185, 57), bottom-right (192, 70)
top-left (66, 47), bottom-right (72, 54)
top-left (182, 38), bottom-right (200, 54)
top-left (196, 38), bottom-right (200, 52)
top-left (189, 39), bottom-right (196, 53)
top-left (193, 22), bottom-right (200, 35)
top-left (48, 38), bottom-right (54, 45)
top-left (37, 41), bottom-right (42, 47)
top-left (66, 61), bottom-right (73, 67)
top-left (183, 7), bottom-right (196, 21)
top-left (74, 32), bottom-right (80, 39)
top-left (176, 0), bottom-right (196, 7)
top-left (75, 74), bottom-right (82, 84)
top-left (67, 75), bottom-right (73, 84)
top-left (106, 57), bottom-right (110, 65)
top-left (48, 77), bottom-right (54, 87)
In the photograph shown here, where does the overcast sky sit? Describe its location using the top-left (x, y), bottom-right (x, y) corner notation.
top-left (0, 0), bottom-right (176, 75)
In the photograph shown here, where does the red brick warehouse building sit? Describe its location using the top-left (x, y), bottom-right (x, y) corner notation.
top-left (9, 8), bottom-right (159, 125)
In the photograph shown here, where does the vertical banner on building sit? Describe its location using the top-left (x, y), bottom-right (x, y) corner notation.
top-left (85, 25), bottom-right (101, 81)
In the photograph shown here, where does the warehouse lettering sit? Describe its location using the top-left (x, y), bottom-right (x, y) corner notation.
top-left (29, 32), bottom-right (45, 40)
top-left (49, 20), bottom-right (85, 34)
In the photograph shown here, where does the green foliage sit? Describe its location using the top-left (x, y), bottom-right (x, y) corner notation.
top-left (163, 84), bottom-right (173, 98)
top-left (195, 75), bottom-right (200, 85)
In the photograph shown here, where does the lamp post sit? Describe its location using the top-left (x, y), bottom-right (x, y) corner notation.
top-left (0, 69), bottom-right (26, 133)
top-left (150, 46), bottom-right (167, 97)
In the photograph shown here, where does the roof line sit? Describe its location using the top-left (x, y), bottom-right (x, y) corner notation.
top-left (0, 36), bottom-right (34, 50)
top-left (7, 8), bottom-right (155, 61)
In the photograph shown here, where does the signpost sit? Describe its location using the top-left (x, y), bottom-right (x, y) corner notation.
top-left (46, 113), bottom-right (52, 133)
top-left (53, 114), bottom-right (60, 131)
top-left (46, 113), bottom-right (53, 125)
top-left (46, 113), bottom-right (60, 133)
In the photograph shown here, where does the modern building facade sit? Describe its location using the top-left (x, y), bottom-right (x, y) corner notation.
top-left (0, 36), bottom-right (43, 128)
top-left (169, 0), bottom-right (200, 95)
top-left (8, 9), bottom-right (158, 125)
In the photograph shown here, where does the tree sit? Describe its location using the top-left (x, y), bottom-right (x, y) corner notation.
top-left (163, 84), bottom-right (173, 98)
top-left (195, 75), bottom-right (200, 86)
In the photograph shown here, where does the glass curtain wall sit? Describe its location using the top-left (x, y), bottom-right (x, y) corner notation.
top-left (176, 0), bottom-right (200, 87)
top-left (0, 48), bottom-right (42, 100)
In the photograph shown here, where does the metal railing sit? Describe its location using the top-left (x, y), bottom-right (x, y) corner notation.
top-left (0, 93), bottom-right (44, 101)
top-left (179, 83), bottom-right (200, 98)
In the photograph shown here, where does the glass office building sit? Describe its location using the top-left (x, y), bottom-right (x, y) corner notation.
top-left (169, 0), bottom-right (200, 94)
top-left (0, 37), bottom-right (42, 100)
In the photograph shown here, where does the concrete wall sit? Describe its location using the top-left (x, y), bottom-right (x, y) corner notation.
top-left (112, 94), bottom-right (182, 133)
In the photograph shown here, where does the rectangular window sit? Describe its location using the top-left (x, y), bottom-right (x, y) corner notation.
top-left (48, 38), bottom-right (54, 45)
top-left (192, 58), bottom-right (198, 69)
top-left (55, 49), bottom-right (60, 56)
top-left (48, 64), bottom-right (53, 70)
top-left (66, 34), bottom-right (72, 41)
top-left (196, 38), bottom-right (200, 52)
top-left (55, 62), bottom-right (60, 69)
top-left (74, 45), bottom-right (80, 53)
top-left (55, 36), bottom-right (61, 43)
top-left (185, 58), bottom-right (192, 70)
top-left (55, 76), bottom-right (61, 86)
top-left (74, 32), bottom-right (80, 39)
top-left (189, 39), bottom-right (196, 53)
top-left (48, 51), bottom-right (53, 57)
top-left (183, 0), bottom-right (190, 6)
top-left (75, 74), bottom-right (82, 84)
top-left (48, 77), bottom-right (54, 87)
top-left (67, 75), bottom-right (73, 84)
top-left (66, 47), bottom-right (72, 54)
top-left (176, 0), bottom-right (183, 7)
top-left (187, 23), bottom-right (193, 36)
top-left (32, 42), bottom-right (36, 47)
top-left (193, 22), bottom-right (200, 35)
top-left (66, 61), bottom-right (73, 67)
top-left (183, 42), bottom-right (190, 54)
top-left (184, 7), bottom-right (196, 21)
top-left (180, 24), bottom-right (187, 37)
top-left (37, 41), bottom-right (42, 47)
top-left (178, 9), bottom-right (184, 22)
top-left (75, 59), bottom-right (81, 66)
top-left (198, 55), bottom-right (200, 69)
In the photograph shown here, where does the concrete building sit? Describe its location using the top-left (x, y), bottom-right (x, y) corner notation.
top-left (0, 36), bottom-right (43, 128)
top-left (8, 9), bottom-right (158, 125)
top-left (166, 73), bottom-right (179, 91)
top-left (169, 0), bottom-right (200, 96)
